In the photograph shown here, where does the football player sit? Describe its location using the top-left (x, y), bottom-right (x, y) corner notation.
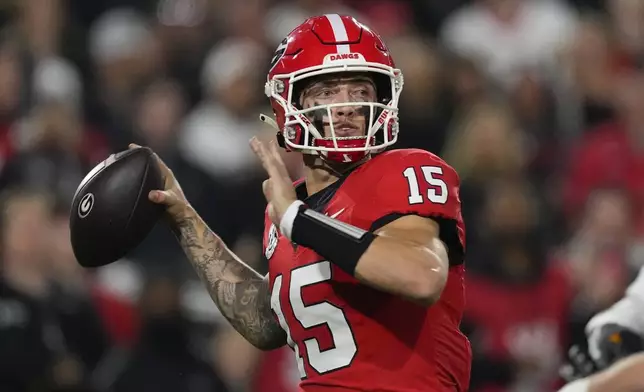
top-left (560, 268), bottom-right (644, 384)
top-left (132, 14), bottom-right (471, 391)
top-left (584, 267), bottom-right (644, 369)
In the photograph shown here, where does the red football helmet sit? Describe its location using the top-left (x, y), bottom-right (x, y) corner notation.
top-left (261, 14), bottom-right (403, 163)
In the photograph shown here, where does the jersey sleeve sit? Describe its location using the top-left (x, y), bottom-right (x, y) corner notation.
top-left (370, 150), bottom-right (465, 264)
top-left (372, 150), bottom-right (462, 221)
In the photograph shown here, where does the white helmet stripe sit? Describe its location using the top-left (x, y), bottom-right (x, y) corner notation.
top-left (324, 14), bottom-right (350, 54)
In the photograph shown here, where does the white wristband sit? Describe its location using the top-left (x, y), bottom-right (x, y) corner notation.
top-left (279, 200), bottom-right (305, 241)
top-left (558, 379), bottom-right (590, 392)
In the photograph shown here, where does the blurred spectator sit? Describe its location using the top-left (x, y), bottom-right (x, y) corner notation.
top-left (444, 55), bottom-right (492, 108)
top-left (48, 204), bottom-right (140, 350)
top-left (0, 38), bottom-right (24, 170)
top-left (509, 72), bottom-right (562, 186)
top-left (408, 0), bottom-right (469, 37)
top-left (342, 0), bottom-right (412, 38)
top-left (563, 71), bottom-right (644, 228)
top-left (560, 188), bottom-right (638, 347)
top-left (18, 0), bottom-right (64, 58)
top-left (155, 0), bottom-right (219, 105)
top-left (443, 101), bottom-right (532, 250)
top-left (559, 14), bottom-right (621, 135)
top-left (441, 0), bottom-right (578, 90)
top-left (0, 188), bottom-right (54, 391)
top-left (92, 260), bottom-right (144, 349)
top-left (0, 37), bottom-right (24, 126)
top-left (607, 0), bottom-right (644, 67)
top-left (225, 0), bottom-right (269, 44)
top-left (251, 347), bottom-right (300, 392)
top-left (388, 34), bottom-right (452, 153)
top-left (443, 102), bottom-right (526, 182)
top-left (0, 94), bottom-right (109, 205)
top-left (463, 180), bottom-right (572, 392)
top-left (180, 37), bottom-right (266, 181)
top-left (109, 274), bottom-right (228, 392)
top-left (88, 7), bottom-right (162, 149)
top-left (0, 188), bottom-right (108, 392)
top-left (212, 327), bottom-right (265, 392)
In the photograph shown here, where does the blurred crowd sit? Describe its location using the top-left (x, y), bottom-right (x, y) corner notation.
top-left (0, 0), bottom-right (643, 391)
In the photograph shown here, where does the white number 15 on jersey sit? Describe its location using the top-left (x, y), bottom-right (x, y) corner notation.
top-left (270, 261), bottom-right (358, 379)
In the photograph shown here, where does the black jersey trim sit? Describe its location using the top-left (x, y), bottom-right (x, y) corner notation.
top-left (369, 212), bottom-right (465, 266)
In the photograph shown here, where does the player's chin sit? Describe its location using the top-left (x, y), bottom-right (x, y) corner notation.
top-left (324, 128), bottom-right (365, 138)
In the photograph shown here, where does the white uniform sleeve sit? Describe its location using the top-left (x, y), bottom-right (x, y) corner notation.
top-left (586, 267), bottom-right (644, 361)
top-left (557, 379), bottom-right (590, 392)
top-left (586, 267), bottom-right (644, 336)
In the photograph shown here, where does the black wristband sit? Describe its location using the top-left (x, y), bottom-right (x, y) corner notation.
top-left (290, 205), bottom-right (376, 276)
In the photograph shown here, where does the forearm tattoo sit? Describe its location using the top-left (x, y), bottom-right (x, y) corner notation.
top-left (174, 210), bottom-right (285, 350)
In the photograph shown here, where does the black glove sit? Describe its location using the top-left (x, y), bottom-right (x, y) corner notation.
top-left (560, 344), bottom-right (599, 382)
top-left (588, 323), bottom-right (644, 370)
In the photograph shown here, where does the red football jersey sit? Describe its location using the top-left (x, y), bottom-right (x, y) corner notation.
top-left (263, 149), bottom-right (471, 392)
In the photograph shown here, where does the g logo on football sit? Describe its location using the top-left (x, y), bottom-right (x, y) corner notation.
top-left (265, 224), bottom-right (278, 260)
top-left (78, 193), bottom-right (94, 219)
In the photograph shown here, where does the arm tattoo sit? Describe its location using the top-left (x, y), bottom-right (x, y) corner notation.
top-left (213, 279), bottom-right (285, 350)
top-left (174, 208), bottom-right (286, 350)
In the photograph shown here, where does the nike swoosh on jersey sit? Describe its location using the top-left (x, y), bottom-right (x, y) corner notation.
top-left (289, 208), bottom-right (347, 252)
top-left (327, 208), bottom-right (346, 219)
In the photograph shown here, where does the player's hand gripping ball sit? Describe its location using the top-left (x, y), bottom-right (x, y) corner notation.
top-left (127, 143), bottom-right (191, 222)
top-left (250, 137), bottom-right (297, 227)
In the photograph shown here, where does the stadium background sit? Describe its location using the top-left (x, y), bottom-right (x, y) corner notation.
top-left (0, 0), bottom-right (640, 391)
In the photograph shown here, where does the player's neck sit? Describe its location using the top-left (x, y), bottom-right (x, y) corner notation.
top-left (303, 154), bottom-right (369, 195)
top-left (303, 155), bottom-right (344, 195)
top-left (304, 166), bottom-right (340, 196)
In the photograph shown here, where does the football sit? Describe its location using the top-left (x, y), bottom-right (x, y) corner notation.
top-left (69, 147), bottom-right (165, 268)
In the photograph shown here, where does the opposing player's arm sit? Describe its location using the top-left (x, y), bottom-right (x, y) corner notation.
top-left (174, 207), bottom-right (286, 350)
top-left (586, 268), bottom-right (644, 364)
top-left (559, 353), bottom-right (644, 392)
